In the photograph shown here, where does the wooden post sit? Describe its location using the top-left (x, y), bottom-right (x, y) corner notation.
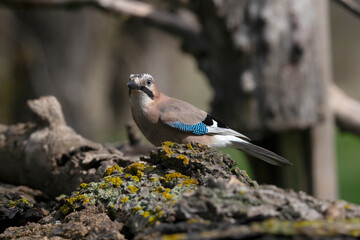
top-left (310, 0), bottom-right (338, 200)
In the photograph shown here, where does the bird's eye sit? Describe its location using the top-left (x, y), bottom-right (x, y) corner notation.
top-left (146, 79), bottom-right (152, 87)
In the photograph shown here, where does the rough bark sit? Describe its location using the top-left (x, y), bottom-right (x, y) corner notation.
top-left (0, 96), bottom-right (147, 197)
top-left (1, 96), bottom-right (360, 239)
top-left (3, 0), bottom-right (360, 205)
top-left (188, 0), bottom-right (323, 133)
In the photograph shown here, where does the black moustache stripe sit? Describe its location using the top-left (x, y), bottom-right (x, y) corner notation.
top-left (140, 86), bottom-right (154, 99)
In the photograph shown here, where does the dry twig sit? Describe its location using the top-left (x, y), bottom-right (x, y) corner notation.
top-left (330, 83), bottom-right (360, 136)
top-left (334, 0), bottom-right (360, 18)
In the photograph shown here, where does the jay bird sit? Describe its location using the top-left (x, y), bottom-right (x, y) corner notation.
top-left (127, 73), bottom-right (292, 166)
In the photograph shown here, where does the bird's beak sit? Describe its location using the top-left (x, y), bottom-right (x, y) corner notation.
top-left (127, 80), bottom-right (140, 90)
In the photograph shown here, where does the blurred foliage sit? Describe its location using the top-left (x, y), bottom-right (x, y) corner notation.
top-left (337, 129), bottom-right (360, 204)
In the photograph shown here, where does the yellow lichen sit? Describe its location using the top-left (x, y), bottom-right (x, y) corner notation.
top-left (187, 219), bottom-right (199, 224)
top-left (178, 179), bottom-right (199, 187)
top-left (162, 141), bottom-right (175, 147)
top-left (105, 165), bottom-right (123, 176)
top-left (165, 172), bottom-right (190, 181)
top-left (121, 197), bottom-right (129, 203)
top-left (133, 206), bottom-right (142, 212)
top-left (176, 154), bottom-right (190, 165)
top-left (131, 175), bottom-right (140, 182)
top-left (136, 170), bottom-right (144, 178)
top-left (141, 211), bottom-right (151, 218)
top-left (62, 194), bottom-right (91, 214)
top-left (195, 159), bottom-right (199, 162)
top-left (163, 192), bottom-right (174, 201)
top-left (60, 204), bottom-right (70, 215)
top-left (99, 176), bottom-right (123, 188)
top-left (351, 229), bottom-right (360, 237)
top-left (8, 198), bottom-right (31, 207)
top-left (106, 176), bottom-right (123, 187)
top-left (126, 162), bottom-right (146, 179)
top-left (148, 216), bottom-right (157, 224)
top-left (155, 186), bottom-right (165, 193)
top-left (128, 185), bottom-right (139, 193)
top-left (163, 147), bottom-right (175, 157)
top-left (150, 177), bottom-right (159, 182)
top-left (66, 194), bottom-right (86, 205)
top-left (186, 143), bottom-right (194, 150)
top-left (79, 183), bottom-right (88, 189)
top-left (344, 204), bottom-right (351, 210)
top-left (161, 233), bottom-right (186, 240)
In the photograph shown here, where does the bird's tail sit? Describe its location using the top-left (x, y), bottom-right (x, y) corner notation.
top-left (232, 140), bottom-right (293, 166)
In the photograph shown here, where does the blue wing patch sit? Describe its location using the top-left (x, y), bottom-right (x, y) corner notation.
top-left (168, 121), bottom-right (208, 135)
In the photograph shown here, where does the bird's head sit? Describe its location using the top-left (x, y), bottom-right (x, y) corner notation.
top-left (127, 73), bottom-right (159, 106)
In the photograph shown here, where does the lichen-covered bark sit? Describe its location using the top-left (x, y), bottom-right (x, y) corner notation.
top-left (0, 96), bottom-right (139, 197)
top-left (1, 205), bottom-right (125, 239)
top-left (0, 96), bottom-right (359, 239)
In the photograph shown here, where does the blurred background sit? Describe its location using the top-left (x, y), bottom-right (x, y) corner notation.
top-left (0, 0), bottom-right (359, 203)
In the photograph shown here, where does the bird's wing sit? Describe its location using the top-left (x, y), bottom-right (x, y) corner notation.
top-left (158, 97), bottom-right (250, 141)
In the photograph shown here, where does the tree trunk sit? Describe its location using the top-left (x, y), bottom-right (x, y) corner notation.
top-left (187, 0), bottom-right (337, 198)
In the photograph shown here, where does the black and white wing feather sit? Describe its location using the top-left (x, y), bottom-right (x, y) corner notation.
top-left (202, 114), bottom-right (251, 141)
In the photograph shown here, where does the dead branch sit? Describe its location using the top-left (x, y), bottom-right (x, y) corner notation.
top-left (0, 96), bottom-right (129, 197)
top-left (330, 83), bottom-right (360, 136)
top-left (0, 0), bottom-right (200, 37)
top-left (334, 0), bottom-right (360, 18)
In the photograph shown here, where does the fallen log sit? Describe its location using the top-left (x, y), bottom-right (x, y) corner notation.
top-left (1, 96), bottom-right (360, 239)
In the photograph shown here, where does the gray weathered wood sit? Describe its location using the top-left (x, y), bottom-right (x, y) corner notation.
top-left (190, 0), bottom-right (324, 133)
top-left (310, 0), bottom-right (337, 200)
